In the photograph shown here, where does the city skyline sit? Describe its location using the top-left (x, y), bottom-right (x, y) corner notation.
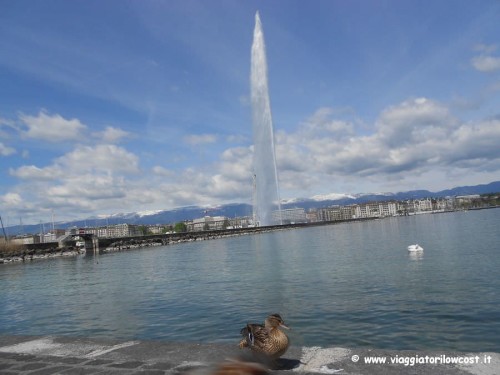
top-left (1, 1), bottom-right (500, 224)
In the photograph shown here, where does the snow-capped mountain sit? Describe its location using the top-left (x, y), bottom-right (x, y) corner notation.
top-left (6, 181), bottom-right (500, 236)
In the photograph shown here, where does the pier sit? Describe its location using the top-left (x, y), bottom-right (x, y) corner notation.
top-left (1, 218), bottom-right (376, 263)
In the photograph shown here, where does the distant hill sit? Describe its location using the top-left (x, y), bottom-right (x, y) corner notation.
top-left (5, 181), bottom-right (500, 236)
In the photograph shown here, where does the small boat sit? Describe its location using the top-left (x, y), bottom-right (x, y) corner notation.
top-left (408, 244), bottom-right (424, 252)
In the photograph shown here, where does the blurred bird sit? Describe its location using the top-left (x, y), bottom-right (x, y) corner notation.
top-left (183, 354), bottom-right (269, 375)
top-left (211, 360), bottom-right (269, 375)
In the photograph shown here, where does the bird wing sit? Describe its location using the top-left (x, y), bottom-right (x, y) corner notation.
top-left (241, 323), bottom-right (270, 350)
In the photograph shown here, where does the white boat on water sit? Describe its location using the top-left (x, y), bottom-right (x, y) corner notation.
top-left (408, 244), bottom-right (424, 252)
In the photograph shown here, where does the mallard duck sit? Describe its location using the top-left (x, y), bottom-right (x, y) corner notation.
top-left (238, 314), bottom-right (290, 359)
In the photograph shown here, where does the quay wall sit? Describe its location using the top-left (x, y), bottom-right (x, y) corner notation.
top-left (1, 217), bottom-right (372, 261)
top-left (97, 217), bottom-right (372, 249)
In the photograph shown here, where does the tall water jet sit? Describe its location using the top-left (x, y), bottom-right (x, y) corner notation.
top-left (251, 11), bottom-right (282, 226)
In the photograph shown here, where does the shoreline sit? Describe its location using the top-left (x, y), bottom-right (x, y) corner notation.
top-left (2, 206), bottom-right (498, 265)
top-left (0, 221), bottom-right (312, 265)
top-left (0, 335), bottom-right (498, 374)
top-left (0, 248), bottom-right (85, 265)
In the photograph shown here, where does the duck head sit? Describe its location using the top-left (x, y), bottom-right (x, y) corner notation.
top-left (264, 314), bottom-right (289, 330)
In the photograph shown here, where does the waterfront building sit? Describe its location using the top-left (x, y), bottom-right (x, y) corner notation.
top-left (187, 216), bottom-right (228, 232)
top-left (148, 225), bottom-right (167, 234)
top-left (278, 208), bottom-right (307, 224)
top-left (317, 206), bottom-right (341, 222)
top-left (39, 229), bottom-right (65, 243)
top-left (75, 223), bottom-right (142, 238)
top-left (354, 204), bottom-right (369, 219)
top-left (379, 201), bottom-right (398, 216)
top-left (440, 197), bottom-right (456, 210)
top-left (341, 205), bottom-right (356, 219)
top-left (11, 235), bottom-right (38, 245)
top-left (105, 223), bottom-right (142, 237)
top-left (413, 198), bottom-right (433, 212)
top-left (42, 232), bottom-right (56, 243)
top-left (455, 195), bottom-right (481, 209)
top-left (306, 209), bottom-right (318, 223)
top-left (316, 205), bottom-right (354, 222)
top-left (97, 227), bottom-right (108, 238)
top-left (228, 216), bottom-right (253, 229)
top-left (397, 200), bottom-right (410, 215)
top-left (352, 201), bottom-right (397, 219)
top-left (354, 202), bottom-right (379, 218)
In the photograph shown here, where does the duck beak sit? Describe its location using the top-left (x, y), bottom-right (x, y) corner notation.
top-left (279, 322), bottom-right (290, 330)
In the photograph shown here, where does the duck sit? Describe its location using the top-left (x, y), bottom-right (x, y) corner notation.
top-left (238, 313), bottom-right (290, 360)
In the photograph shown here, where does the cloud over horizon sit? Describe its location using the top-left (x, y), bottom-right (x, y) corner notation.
top-left (2, 92), bottom-right (500, 224)
top-left (1, 2), bottom-right (499, 224)
top-left (19, 111), bottom-right (88, 142)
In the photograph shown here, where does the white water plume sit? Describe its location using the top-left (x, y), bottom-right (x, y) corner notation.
top-left (251, 11), bottom-right (282, 226)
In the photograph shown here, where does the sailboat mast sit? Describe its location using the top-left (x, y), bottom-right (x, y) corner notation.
top-left (0, 215), bottom-right (7, 241)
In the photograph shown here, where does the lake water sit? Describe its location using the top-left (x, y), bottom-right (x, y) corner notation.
top-left (1, 209), bottom-right (499, 351)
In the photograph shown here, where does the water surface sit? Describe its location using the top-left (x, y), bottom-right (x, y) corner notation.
top-left (1, 209), bottom-right (499, 351)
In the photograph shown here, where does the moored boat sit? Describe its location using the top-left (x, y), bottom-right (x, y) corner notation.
top-left (408, 244), bottom-right (424, 252)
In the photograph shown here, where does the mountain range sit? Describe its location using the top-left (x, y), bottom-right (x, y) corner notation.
top-left (5, 181), bottom-right (500, 236)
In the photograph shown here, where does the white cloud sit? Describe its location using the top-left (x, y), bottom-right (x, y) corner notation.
top-left (4, 96), bottom-right (500, 223)
top-left (144, 147), bottom-right (254, 208)
top-left (301, 107), bottom-right (355, 137)
top-left (184, 133), bottom-right (217, 145)
top-left (10, 165), bottom-right (62, 180)
top-left (376, 98), bottom-right (455, 147)
top-left (217, 146), bottom-right (253, 183)
top-left (444, 118), bottom-right (500, 166)
top-left (0, 142), bottom-right (16, 156)
top-left (152, 166), bottom-right (174, 177)
top-left (272, 98), bottom-right (500, 195)
top-left (11, 144), bottom-right (139, 179)
top-left (5, 144), bottom-right (142, 220)
top-left (59, 144), bottom-right (139, 174)
top-left (1, 192), bottom-right (23, 207)
top-left (0, 116), bottom-right (17, 130)
top-left (472, 55), bottom-right (500, 72)
top-left (471, 44), bottom-right (500, 72)
top-left (47, 174), bottom-right (127, 201)
top-left (226, 134), bottom-right (248, 143)
top-left (20, 110), bottom-right (87, 142)
top-left (93, 126), bottom-right (131, 143)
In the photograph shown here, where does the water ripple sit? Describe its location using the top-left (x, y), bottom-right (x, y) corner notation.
top-left (1, 210), bottom-right (499, 351)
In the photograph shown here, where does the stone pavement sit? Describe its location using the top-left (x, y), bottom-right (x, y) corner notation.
top-left (0, 335), bottom-right (498, 375)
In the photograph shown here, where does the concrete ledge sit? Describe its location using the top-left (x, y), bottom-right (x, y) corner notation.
top-left (0, 335), bottom-right (498, 375)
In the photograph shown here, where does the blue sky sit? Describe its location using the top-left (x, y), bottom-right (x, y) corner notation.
top-left (1, 0), bottom-right (500, 224)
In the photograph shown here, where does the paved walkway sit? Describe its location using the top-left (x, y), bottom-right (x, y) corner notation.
top-left (0, 335), bottom-right (498, 375)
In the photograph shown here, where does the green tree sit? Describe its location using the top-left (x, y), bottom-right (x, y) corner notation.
top-left (174, 222), bottom-right (187, 233)
top-left (138, 225), bottom-right (151, 236)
